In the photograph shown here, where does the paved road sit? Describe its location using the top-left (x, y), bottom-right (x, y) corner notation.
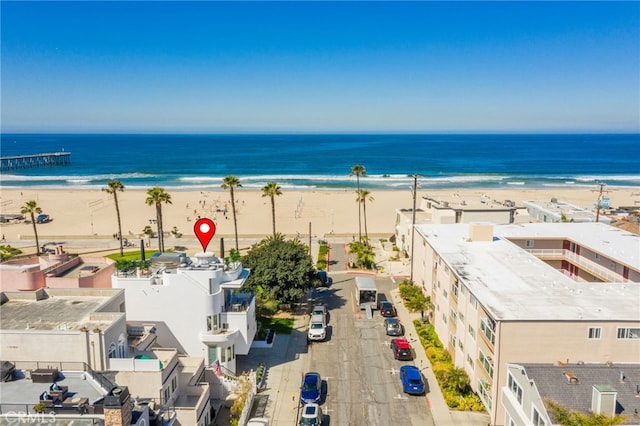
top-left (305, 274), bottom-right (434, 426)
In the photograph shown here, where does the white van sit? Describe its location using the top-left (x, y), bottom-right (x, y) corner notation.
top-left (307, 313), bottom-right (326, 342)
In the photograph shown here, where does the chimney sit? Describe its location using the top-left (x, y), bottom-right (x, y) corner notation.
top-left (103, 386), bottom-right (133, 426)
top-left (591, 384), bottom-right (617, 418)
top-left (468, 223), bottom-right (494, 242)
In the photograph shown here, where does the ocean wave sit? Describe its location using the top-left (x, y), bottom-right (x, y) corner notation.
top-left (0, 172), bottom-right (157, 182)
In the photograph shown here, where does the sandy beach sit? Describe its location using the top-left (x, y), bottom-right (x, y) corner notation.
top-left (1, 187), bottom-right (637, 245)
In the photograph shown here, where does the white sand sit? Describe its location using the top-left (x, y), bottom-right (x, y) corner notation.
top-left (1, 187), bottom-right (636, 243)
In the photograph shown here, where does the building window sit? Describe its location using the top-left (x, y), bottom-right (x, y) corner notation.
top-left (171, 376), bottom-right (177, 392)
top-left (468, 325), bottom-right (476, 339)
top-left (452, 281), bottom-right (459, 297)
top-left (617, 328), bottom-right (640, 339)
top-left (532, 407), bottom-right (546, 426)
top-left (108, 343), bottom-right (117, 359)
top-left (459, 312), bottom-right (465, 324)
top-left (208, 346), bottom-right (217, 365)
top-left (466, 354), bottom-right (474, 368)
top-left (525, 240), bottom-right (534, 248)
top-left (458, 340), bottom-right (464, 351)
top-left (163, 387), bottom-right (170, 403)
top-left (588, 327), bottom-right (601, 339)
top-left (443, 289), bottom-right (448, 298)
top-left (507, 372), bottom-right (523, 405)
top-left (460, 284), bottom-right (466, 296)
top-left (449, 334), bottom-right (456, 347)
top-left (480, 317), bottom-right (496, 346)
top-left (450, 309), bottom-right (457, 322)
top-left (469, 294), bottom-right (478, 310)
top-left (479, 350), bottom-right (494, 377)
top-left (442, 313), bottom-right (447, 324)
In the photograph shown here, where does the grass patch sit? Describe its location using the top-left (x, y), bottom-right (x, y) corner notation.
top-left (257, 316), bottom-right (294, 335)
top-left (106, 250), bottom-right (161, 261)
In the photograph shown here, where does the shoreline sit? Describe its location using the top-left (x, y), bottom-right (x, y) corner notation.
top-left (1, 187), bottom-right (638, 244)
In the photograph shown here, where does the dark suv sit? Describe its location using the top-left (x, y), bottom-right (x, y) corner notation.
top-left (379, 301), bottom-right (396, 317)
top-left (390, 338), bottom-right (413, 360)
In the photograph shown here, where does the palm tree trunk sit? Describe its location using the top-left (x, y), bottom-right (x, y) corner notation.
top-left (31, 213), bottom-right (40, 255)
top-left (230, 187), bottom-right (239, 250)
top-left (114, 194), bottom-right (123, 256)
top-left (357, 175), bottom-right (362, 243)
top-left (156, 204), bottom-right (163, 252)
top-left (271, 195), bottom-right (276, 236)
top-left (363, 198), bottom-right (369, 246)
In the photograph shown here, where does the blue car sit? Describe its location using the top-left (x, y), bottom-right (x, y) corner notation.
top-left (301, 372), bottom-right (322, 404)
top-left (400, 365), bottom-right (425, 395)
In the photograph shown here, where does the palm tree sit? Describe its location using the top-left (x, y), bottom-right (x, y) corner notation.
top-left (356, 189), bottom-right (374, 246)
top-left (221, 175), bottom-right (242, 250)
top-left (103, 180), bottom-right (125, 256)
top-left (350, 165), bottom-right (367, 242)
top-left (20, 200), bottom-right (43, 255)
top-left (261, 181), bottom-right (282, 236)
top-left (145, 187), bottom-right (172, 252)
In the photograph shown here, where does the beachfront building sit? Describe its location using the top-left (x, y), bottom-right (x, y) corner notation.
top-left (0, 245), bottom-right (114, 291)
top-left (412, 222), bottom-right (640, 426)
top-left (523, 199), bottom-right (613, 224)
top-left (395, 194), bottom-right (527, 257)
top-left (110, 348), bottom-right (214, 426)
top-left (501, 363), bottom-right (640, 425)
top-left (0, 287), bottom-right (127, 371)
top-left (111, 252), bottom-right (255, 375)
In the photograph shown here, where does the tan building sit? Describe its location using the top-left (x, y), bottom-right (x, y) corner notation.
top-left (412, 222), bottom-right (640, 426)
top-left (0, 287), bottom-right (127, 371)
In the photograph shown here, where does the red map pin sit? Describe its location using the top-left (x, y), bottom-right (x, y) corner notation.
top-left (194, 218), bottom-right (216, 252)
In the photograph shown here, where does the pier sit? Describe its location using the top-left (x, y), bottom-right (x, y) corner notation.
top-left (0, 152), bottom-right (71, 171)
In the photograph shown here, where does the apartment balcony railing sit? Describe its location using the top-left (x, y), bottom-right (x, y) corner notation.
top-left (528, 249), bottom-right (628, 282)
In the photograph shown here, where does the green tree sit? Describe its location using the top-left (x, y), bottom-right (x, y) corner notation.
top-left (404, 287), bottom-right (431, 318)
top-left (145, 187), bottom-right (172, 252)
top-left (348, 241), bottom-right (376, 269)
top-left (261, 181), bottom-right (282, 236)
top-left (242, 234), bottom-right (316, 304)
top-left (356, 189), bottom-right (374, 246)
top-left (221, 175), bottom-right (242, 250)
top-left (350, 165), bottom-right (367, 242)
top-left (20, 200), bottom-right (42, 255)
top-left (443, 367), bottom-right (470, 394)
top-left (103, 179), bottom-right (125, 256)
top-left (0, 245), bottom-right (22, 261)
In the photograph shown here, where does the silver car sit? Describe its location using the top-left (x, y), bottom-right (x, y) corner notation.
top-left (384, 317), bottom-right (404, 336)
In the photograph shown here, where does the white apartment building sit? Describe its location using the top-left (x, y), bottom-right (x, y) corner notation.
top-left (111, 252), bottom-right (256, 374)
top-left (524, 199), bottom-right (612, 224)
top-left (395, 194), bottom-right (527, 257)
top-left (412, 222), bottom-right (640, 426)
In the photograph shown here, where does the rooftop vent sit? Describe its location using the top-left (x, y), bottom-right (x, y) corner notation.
top-left (564, 371), bottom-right (579, 384)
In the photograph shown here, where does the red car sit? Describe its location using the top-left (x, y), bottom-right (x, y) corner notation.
top-left (390, 338), bottom-right (413, 361)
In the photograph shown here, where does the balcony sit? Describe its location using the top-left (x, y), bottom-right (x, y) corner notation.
top-left (200, 327), bottom-right (239, 344)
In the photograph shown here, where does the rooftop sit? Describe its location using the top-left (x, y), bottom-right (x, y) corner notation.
top-left (0, 288), bottom-right (124, 332)
top-left (516, 363), bottom-right (640, 423)
top-left (415, 222), bottom-right (640, 321)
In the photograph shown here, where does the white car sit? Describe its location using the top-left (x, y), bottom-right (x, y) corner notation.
top-left (247, 418), bottom-right (270, 426)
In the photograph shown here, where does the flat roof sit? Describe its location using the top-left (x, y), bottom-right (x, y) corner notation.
top-left (415, 222), bottom-right (640, 321)
top-left (0, 289), bottom-right (123, 332)
top-left (0, 371), bottom-right (107, 406)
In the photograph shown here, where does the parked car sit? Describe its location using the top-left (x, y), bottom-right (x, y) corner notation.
top-left (36, 214), bottom-right (51, 224)
top-left (390, 338), bottom-right (413, 360)
top-left (400, 365), bottom-right (425, 395)
top-left (384, 318), bottom-right (404, 336)
top-left (301, 372), bottom-right (322, 404)
top-left (379, 301), bottom-right (397, 317)
top-left (247, 418), bottom-right (270, 426)
top-left (312, 304), bottom-right (327, 319)
top-left (299, 403), bottom-right (323, 425)
top-left (317, 270), bottom-right (332, 287)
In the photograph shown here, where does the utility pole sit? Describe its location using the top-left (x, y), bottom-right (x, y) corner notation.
top-left (595, 183), bottom-right (606, 223)
top-left (410, 174), bottom-right (418, 283)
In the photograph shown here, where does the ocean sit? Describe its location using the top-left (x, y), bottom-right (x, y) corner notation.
top-left (1, 133), bottom-right (638, 190)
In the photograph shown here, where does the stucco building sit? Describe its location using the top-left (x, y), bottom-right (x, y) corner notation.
top-left (412, 222), bottom-right (640, 425)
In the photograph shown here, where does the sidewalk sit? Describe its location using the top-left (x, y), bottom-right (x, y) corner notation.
top-left (389, 285), bottom-right (490, 426)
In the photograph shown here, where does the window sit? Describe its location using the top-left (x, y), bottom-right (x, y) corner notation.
top-left (507, 372), bottom-right (523, 405)
top-left (468, 325), bottom-right (476, 339)
top-left (469, 294), bottom-right (478, 310)
top-left (532, 407), bottom-right (546, 426)
top-left (450, 309), bottom-right (457, 322)
top-left (525, 240), bottom-right (534, 248)
top-left (171, 376), bottom-right (177, 392)
top-left (452, 281), bottom-right (459, 297)
top-left (588, 327), bottom-right (601, 339)
top-left (466, 354), bottom-right (474, 368)
top-left (208, 346), bottom-right (218, 365)
top-left (617, 328), bottom-right (640, 339)
top-left (460, 284), bottom-right (466, 296)
top-left (450, 334), bottom-right (457, 347)
top-left (459, 312), bottom-right (465, 324)
top-left (163, 387), bottom-right (170, 403)
top-left (458, 340), bottom-right (464, 351)
top-left (479, 350), bottom-right (494, 377)
top-left (442, 313), bottom-right (447, 324)
top-left (480, 318), bottom-right (496, 346)
top-left (443, 289), bottom-right (448, 298)
top-left (108, 343), bottom-right (117, 359)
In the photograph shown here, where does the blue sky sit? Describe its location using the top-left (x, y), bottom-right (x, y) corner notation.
top-left (1, 1), bottom-right (638, 133)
